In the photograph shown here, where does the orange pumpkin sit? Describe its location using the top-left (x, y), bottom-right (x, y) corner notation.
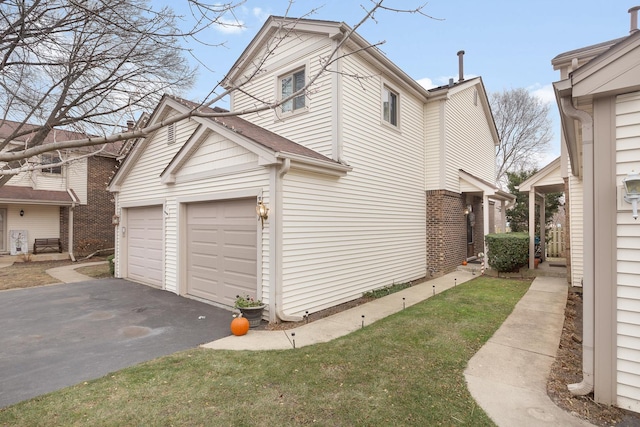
top-left (462, 260), bottom-right (468, 266)
top-left (230, 316), bottom-right (250, 336)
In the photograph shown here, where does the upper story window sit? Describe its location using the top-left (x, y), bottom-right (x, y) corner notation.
top-left (41, 153), bottom-right (62, 174)
top-left (382, 86), bottom-right (398, 126)
top-left (280, 68), bottom-right (305, 114)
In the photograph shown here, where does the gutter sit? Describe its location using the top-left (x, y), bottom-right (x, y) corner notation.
top-left (559, 95), bottom-right (594, 396)
top-left (66, 189), bottom-right (80, 262)
top-left (273, 158), bottom-right (303, 322)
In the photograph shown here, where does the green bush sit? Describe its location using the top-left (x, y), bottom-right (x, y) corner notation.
top-left (107, 254), bottom-right (115, 276)
top-left (485, 233), bottom-right (529, 272)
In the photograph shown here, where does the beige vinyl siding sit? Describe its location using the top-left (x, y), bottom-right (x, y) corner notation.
top-left (568, 172), bottom-right (584, 288)
top-left (231, 31), bottom-right (334, 158)
top-left (275, 52), bottom-right (426, 316)
top-left (65, 158), bottom-right (88, 204)
top-left (425, 100), bottom-right (443, 190)
top-left (443, 86), bottom-right (496, 191)
top-left (7, 205), bottom-right (59, 251)
top-left (616, 91), bottom-right (640, 412)
top-left (179, 134), bottom-right (258, 177)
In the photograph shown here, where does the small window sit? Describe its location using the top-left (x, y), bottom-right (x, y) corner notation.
top-left (167, 123), bottom-right (176, 144)
top-left (382, 86), bottom-right (398, 126)
top-left (280, 68), bottom-right (305, 113)
top-left (41, 153), bottom-right (62, 174)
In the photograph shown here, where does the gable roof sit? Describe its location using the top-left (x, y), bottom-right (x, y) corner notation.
top-left (110, 95), bottom-right (351, 190)
top-left (223, 16), bottom-right (432, 101)
top-left (458, 169), bottom-right (515, 203)
top-left (517, 157), bottom-right (564, 193)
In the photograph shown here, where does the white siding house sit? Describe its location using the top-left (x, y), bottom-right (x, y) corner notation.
top-left (551, 9), bottom-right (640, 413)
top-left (110, 16), bottom-right (512, 322)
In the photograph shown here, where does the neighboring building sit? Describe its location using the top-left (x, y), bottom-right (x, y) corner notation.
top-left (109, 16), bottom-right (513, 322)
top-left (0, 120), bottom-right (119, 257)
top-left (550, 6), bottom-right (640, 413)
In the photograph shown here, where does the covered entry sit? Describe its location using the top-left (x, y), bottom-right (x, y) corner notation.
top-left (186, 198), bottom-right (257, 307)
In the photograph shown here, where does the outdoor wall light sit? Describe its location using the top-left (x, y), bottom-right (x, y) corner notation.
top-left (19, 209), bottom-right (24, 217)
top-left (256, 198), bottom-right (269, 228)
top-left (464, 205), bottom-right (472, 215)
top-left (623, 171), bottom-right (640, 220)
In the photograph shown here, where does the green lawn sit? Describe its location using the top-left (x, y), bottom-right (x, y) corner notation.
top-left (0, 277), bottom-right (530, 426)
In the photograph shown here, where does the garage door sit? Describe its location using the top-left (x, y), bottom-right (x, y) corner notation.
top-left (186, 198), bottom-right (257, 306)
top-left (127, 206), bottom-right (163, 287)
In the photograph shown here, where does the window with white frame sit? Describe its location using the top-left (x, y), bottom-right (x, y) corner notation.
top-left (280, 68), bottom-right (306, 113)
top-left (41, 153), bottom-right (62, 174)
top-left (382, 85), bottom-right (398, 126)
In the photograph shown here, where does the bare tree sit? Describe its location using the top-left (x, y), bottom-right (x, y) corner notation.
top-left (490, 88), bottom-right (553, 188)
top-left (0, 0), bottom-right (433, 181)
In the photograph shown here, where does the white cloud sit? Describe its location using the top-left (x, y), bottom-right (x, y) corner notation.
top-left (417, 77), bottom-right (436, 89)
top-left (528, 83), bottom-right (555, 105)
top-left (417, 74), bottom-right (479, 90)
top-left (253, 7), bottom-right (269, 21)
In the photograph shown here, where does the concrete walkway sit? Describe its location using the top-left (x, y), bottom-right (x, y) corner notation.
top-left (45, 261), bottom-right (107, 283)
top-left (465, 276), bottom-right (594, 426)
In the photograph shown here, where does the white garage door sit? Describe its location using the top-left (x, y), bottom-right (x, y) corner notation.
top-left (186, 198), bottom-right (257, 306)
top-left (127, 206), bottom-right (163, 287)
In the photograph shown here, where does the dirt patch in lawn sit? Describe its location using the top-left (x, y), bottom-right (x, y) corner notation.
top-left (547, 290), bottom-right (640, 426)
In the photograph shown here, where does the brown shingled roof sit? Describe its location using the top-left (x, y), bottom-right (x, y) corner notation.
top-left (0, 119), bottom-right (123, 156)
top-left (0, 185), bottom-right (75, 204)
top-left (168, 96), bottom-right (337, 164)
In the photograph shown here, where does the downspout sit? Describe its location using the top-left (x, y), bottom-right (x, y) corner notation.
top-left (560, 96), bottom-right (594, 396)
top-left (274, 158), bottom-right (303, 322)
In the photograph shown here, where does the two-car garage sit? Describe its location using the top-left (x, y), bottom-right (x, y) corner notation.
top-left (123, 198), bottom-right (257, 307)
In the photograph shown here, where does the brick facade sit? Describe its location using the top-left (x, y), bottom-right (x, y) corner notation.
top-left (426, 190), bottom-right (466, 275)
top-left (60, 155), bottom-right (116, 256)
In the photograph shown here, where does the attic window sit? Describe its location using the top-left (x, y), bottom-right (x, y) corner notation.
top-left (41, 153), bottom-right (62, 174)
top-left (280, 68), bottom-right (306, 114)
top-left (167, 123), bottom-right (176, 144)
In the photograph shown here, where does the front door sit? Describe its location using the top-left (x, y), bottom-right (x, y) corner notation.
top-left (467, 211), bottom-right (475, 258)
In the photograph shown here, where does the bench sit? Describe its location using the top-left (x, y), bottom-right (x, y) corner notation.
top-left (33, 238), bottom-right (62, 254)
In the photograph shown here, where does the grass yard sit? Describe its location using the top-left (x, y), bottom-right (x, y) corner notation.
top-left (0, 258), bottom-right (110, 291)
top-left (0, 277), bottom-right (530, 426)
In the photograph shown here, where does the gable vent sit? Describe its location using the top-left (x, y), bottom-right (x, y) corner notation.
top-left (167, 123), bottom-right (176, 144)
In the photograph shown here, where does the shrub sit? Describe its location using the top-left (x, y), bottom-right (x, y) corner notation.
top-left (107, 255), bottom-right (115, 276)
top-left (485, 232), bottom-right (529, 272)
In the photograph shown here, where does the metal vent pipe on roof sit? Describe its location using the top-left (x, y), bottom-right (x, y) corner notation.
top-left (630, 6), bottom-right (640, 34)
top-left (457, 50), bottom-right (465, 82)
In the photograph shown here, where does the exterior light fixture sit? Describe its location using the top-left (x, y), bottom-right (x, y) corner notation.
top-left (256, 198), bottom-right (269, 228)
top-left (464, 205), bottom-right (472, 215)
top-left (19, 209), bottom-right (24, 217)
top-left (623, 171), bottom-right (640, 220)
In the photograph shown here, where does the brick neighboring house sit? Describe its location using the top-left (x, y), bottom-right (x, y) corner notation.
top-left (0, 119), bottom-right (120, 257)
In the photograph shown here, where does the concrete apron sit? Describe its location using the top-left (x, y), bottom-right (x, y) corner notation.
top-left (464, 276), bottom-right (595, 427)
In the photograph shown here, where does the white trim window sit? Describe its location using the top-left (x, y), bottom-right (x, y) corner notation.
top-left (280, 68), bottom-right (306, 114)
top-left (41, 153), bottom-right (62, 174)
top-left (382, 85), bottom-right (398, 126)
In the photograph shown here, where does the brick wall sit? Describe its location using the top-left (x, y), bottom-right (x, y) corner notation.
top-left (60, 155), bottom-right (116, 256)
top-left (426, 190), bottom-right (467, 275)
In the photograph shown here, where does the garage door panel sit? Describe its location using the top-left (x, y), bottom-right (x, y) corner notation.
top-left (186, 199), bottom-right (257, 306)
top-left (127, 207), bottom-right (163, 288)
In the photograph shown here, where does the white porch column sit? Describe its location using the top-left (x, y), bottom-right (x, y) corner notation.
top-left (528, 188), bottom-right (535, 269)
top-left (539, 194), bottom-right (546, 262)
top-left (483, 194), bottom-right (490, 258)
top-left (500, 200), bottom-right (506, 233)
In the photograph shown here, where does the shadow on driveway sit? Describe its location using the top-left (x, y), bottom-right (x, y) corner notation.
top-left (0, 278), bottom-right (232, 408)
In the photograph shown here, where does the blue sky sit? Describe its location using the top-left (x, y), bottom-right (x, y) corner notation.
top-left (169, 0), bottom-right (637, 165)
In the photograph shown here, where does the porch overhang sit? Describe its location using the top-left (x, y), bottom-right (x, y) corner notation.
top-left (0, 186), bottom-right (76, 206)
top-left (458, 170), bottom-right (516, 206)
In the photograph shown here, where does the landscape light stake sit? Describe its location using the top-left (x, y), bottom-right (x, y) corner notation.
top-left (305, 311), bottom-right (309, 324)
top-left (433, 285), bottom-right (435, 296)
top-left (361, 315), bottom-right (365, 328)
top-left (402, 297), bottom-right (406, 310)
top-left (455, 278), bottom-right (457, 287)
top-left (291, 332), bottom-right (296, 349)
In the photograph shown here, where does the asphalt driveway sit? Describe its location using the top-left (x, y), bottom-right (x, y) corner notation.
top-left (0, 278), bottom-right (232, 408)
